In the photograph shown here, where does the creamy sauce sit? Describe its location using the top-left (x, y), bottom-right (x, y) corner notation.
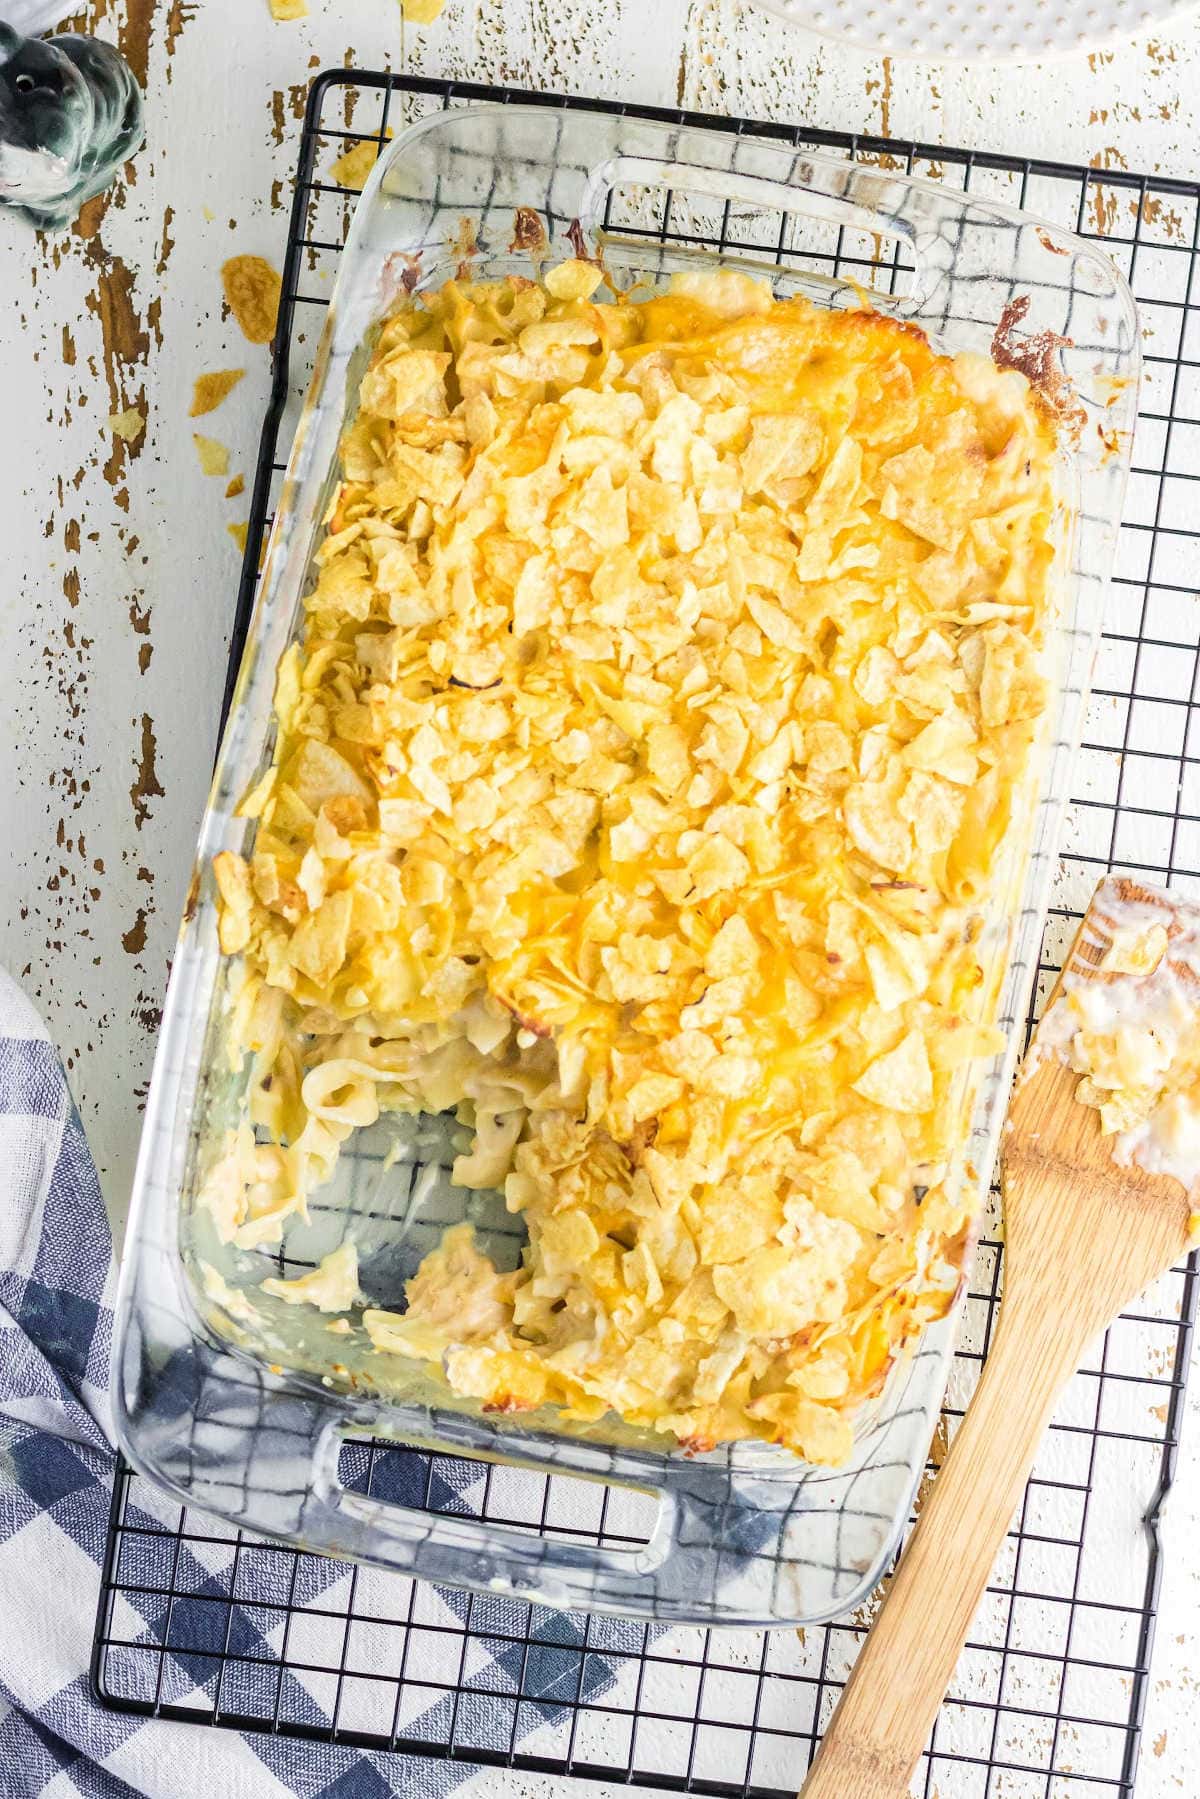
top-left (1037, 879), bottom-right (1200, 1195)
top-left (261, 1242), bottom-right (360, 1313)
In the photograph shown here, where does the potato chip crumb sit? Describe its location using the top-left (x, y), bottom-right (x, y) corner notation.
top-left (330, 130), bottom-right (393, 191)
top-left (225, 473), bottom-right (245, 499)
top-left (193, 433), bottom-right (230, 477)
top-left (853, 1030), bottom-right (934, 1114)
top-left (401, 0), bottom-right (446, 19)
top-left (269, 0), bottom-right (308, 17)
top-left (228, 521), bottom-right (249, 554)
top-left (108, 407), bottom-right (145, 443)
top-left (190, 369), bottom-right (244, 416)
top-left (544, 258), bottom-right (604, 302)
top-left (221, 254), bottom-right (282, 346)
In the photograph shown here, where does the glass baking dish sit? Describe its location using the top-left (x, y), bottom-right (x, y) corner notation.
top-left (112, 103), bottom-right (1138, 1627)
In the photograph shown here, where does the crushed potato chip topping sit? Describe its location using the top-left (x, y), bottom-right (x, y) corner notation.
top-left (330, 130), bottom-right (394, 192)
top-left (207, 267), bottom-right (1058, 1464)
top-left (222, 255), bottom-right (282, 347)
top-left (190, 369), bottom-right (245, 417)
top-left (194, 433), bottom-right (230, 477)
top-left (108, 408), bottom-right (145, 443)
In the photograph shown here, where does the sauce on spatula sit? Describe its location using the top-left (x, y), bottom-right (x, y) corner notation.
top-left (1034, 877), bottom-right (1200, 1200)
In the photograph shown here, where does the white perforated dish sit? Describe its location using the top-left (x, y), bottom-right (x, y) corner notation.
top-left (748, 0), bottom-right (1199, 63)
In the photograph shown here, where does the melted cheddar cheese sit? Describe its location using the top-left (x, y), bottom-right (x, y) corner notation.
top-left (206, 265), bottom-right (1059, 1464)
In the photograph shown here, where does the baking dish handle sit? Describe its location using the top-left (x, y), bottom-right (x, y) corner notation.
top-left (578, 150), bottom-right (954, 310)
top-left (302, 1421), bottom-right (738, 1618)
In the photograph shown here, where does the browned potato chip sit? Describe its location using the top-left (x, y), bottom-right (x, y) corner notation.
top-left (190, 369), bottom-right (244, 417)
top-left (221, 255), bottom-right (282, 346)
top-left (330, 130), bottom-right (393, 192)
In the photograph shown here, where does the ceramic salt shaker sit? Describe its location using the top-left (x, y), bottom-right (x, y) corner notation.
top-left (0, 1), bottom-right (143, 230)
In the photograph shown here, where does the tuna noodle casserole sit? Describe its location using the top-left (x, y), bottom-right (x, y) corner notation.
top-left (206, 264), bottom-right (1058, 1465)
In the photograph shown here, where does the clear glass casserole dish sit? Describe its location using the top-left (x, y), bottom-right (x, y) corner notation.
top-left (112, 103), bottom-right (1138, 1627)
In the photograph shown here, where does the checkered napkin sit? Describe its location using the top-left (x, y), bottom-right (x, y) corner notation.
top-left (0, 966), bottom-right (630, 1797)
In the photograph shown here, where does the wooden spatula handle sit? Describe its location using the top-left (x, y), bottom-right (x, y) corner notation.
top-left (800, 1298), bottom-right (1085, 1799)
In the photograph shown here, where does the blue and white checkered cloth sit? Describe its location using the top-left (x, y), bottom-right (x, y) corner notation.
top-left (0, 967), bottom-right (498, 1797)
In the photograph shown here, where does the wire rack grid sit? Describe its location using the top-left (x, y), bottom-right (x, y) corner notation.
top-left (94, 73), bottom-right (1200, 1799)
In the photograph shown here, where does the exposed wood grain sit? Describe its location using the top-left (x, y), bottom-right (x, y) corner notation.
top-left (401, 0), bottom-right (694, 108)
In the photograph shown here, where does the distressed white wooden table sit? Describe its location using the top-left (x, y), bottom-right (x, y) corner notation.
top-left (2, 2), bottom-right (1198, 1793)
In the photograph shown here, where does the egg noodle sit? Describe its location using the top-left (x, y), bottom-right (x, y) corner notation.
top-left (205, 264), bottom-right (1058, 1464)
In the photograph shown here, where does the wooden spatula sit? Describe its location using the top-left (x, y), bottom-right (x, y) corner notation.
top-left (802, 876), bottom-right (1198, 1799)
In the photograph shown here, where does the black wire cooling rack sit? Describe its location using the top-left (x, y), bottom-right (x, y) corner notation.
top-left (93, 72), bottom-right (1200, 1799)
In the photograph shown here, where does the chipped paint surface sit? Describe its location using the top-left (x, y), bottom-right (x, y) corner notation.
top-left (686, 0), bottom-right (1200, 181)
top-left (1, 3), bottom-right (1199, 1791)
